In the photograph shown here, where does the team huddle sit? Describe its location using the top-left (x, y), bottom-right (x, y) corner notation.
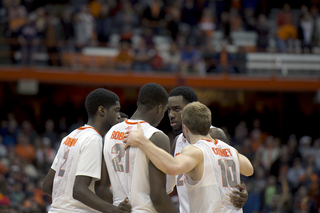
top-left (42, 84), bottom-right (253, 213)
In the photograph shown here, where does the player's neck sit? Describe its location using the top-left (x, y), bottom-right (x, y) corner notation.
top-left (87, 119), bottom-right (105, 136)
top-left (130, 111), bottom-right (152, 124)
top-left (188, 134), bottom-right (212, 144)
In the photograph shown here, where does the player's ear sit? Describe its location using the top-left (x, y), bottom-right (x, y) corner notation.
top-left (157, 104), bottom-right (163, 113)
top-left (98, 106), bottom-right (107, 117)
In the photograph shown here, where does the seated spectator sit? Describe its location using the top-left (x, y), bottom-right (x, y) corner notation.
top-left (115, 0), bottom-right (139, 35)
top-left (243, 7), bottom-right (256, 31)
top-left (142, 0), bottom-right (166, 35)
top-left (166, 5), bottom-right (181, 41)
top-left (18, 15), bottom-right (39, 65)
top-left (9, 182), bottom-right (24, 210)
top-left (216, 43), bottom-right (236, 74)
top-left (181, 0), bottom-right (198, 28)
top-left (298, 12), bottom-right (314, 53)
top-left (162, 43), bottom-right (180, 72)
top-left (42, 119), bottom-right (58, 148)
top-left (287, 158), bottom-right (305, 190)
top-left (180, 40), bottom-right (202, 74)
top-left (1, 118), bottom-right (19, 147)
top-left (299, 136), bottom-right (313, 162)
top-left (14, 133), bottom-right (36, 163)
top-left (229, 7), bottom-right (243, 32)
top-left (198, 8), bottom-right (215, 39)
top-left (132, 38), bottom-right (154, 72)
top-left (276, 4), bottom-right (297, 53)
top-left (74, 6), bottom-right (94, 50)
top-left (115, 40), bottom-right (133, 71)
top-left (36, 137), bottom-right (55, 172)
top-left (299, 165), bottom-right (319, 198)
top-left (150, 48), bottom-right (164, 71)
top-left (256, 14), bottom-right (269, 52)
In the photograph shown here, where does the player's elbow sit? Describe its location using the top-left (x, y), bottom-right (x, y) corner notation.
top-left (241, 166), bottom-right (254, 177)
top-left (73, 185), bottom-right (84, 201)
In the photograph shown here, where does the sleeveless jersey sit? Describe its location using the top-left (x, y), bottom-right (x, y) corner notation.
top-left (185, 139), bottom-right (242, 213)
top-left (50, 125), bottom-right (102, 213)
top-left (104, 119), bottom-right (162, 212)
top-left (171, 126), bottom-right (216, 213)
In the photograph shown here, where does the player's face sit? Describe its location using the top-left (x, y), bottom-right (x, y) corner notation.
top-left (105, 101), bottom-right (121, 127)
top-left (167, 96), bottom-right (187, 134)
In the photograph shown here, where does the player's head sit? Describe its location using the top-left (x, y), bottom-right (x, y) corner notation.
top-left (182, 102), bottom-right (211, 140)
top-left (137, 83), bottom-right (168, 127)
top-left (168, 86), bottom-right (198, 134)
top-left (119, 112), bottom-right (129, 122)
top-left (85, 88), bottom-right (120, 132)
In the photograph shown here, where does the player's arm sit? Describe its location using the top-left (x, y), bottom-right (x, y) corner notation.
top-left (149, 132), bottom-right (177, 213)
top-left (73, 136), bottom-right (131, 213)
top-left (124, 123), bottom-right (201, 176)
top-left (42, 168), bottom-right (55, 196)
top-left (236, 151), bottom-right (254, 176)
top-left (95, 153), bottom-right (113, 203)
top-left (170, 135), bottom-right (178, 156)
top-left (209, 127), bottom-right (229, 144)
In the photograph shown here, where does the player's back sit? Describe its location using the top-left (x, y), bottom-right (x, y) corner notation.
top-left (185, 139), bottom-right (243, 213)
top-left (50, 125), bottom-right (102, 213)
top-left (104, 119), bottom-right (161, 213)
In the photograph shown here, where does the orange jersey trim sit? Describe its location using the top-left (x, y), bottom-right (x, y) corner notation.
top-left (202, 138), bottom-right (218, 145)
top-left (125, 119), bottom-right (148, 125)
top-left (78, 126), bottom-right (101, 136)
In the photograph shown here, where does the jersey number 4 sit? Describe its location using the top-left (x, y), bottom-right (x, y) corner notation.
top-left (112, 144), bottom-right (130, 173)
top-left (218, 159), bottom-right (237, 187)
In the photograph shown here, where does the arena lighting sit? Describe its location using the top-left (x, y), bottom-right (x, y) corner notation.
top-left (17, 79), bottom-right (39, 95)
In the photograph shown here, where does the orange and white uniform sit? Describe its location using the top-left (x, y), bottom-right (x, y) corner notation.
top-left (185, 139), bottom-right (242, 213)
top-left (104, 119), bottom-right (162, 212)
top-left (49, 125), bottom-right (102, 213)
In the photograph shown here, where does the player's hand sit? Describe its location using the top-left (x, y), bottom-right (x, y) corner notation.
top-left (123, 122), bottom-right (145, 149)
top-left (230, 182), bottom-right (248, 208)
top-left (117, 197), bottom-right (131, 212)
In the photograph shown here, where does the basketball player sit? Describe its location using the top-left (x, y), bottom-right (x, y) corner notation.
top-left (42, 88), bottom-right (131, 213)
top-left (103, 83), bottom-right (177, 212)
top-left (166, 86), bottom-right (248, 212)
top-left (124, 102), bottom-right (254, 212)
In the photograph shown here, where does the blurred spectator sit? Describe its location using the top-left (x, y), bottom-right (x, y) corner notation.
top-left (262, 176), bottom-right (279, 208)
top-left (45, 13), bottom-right (62, 66)
top-left (299, 135), bottom-right (313, 162)
top-left (142, 0), bottom-right (166, 34)
top-left (61, 8), bottom-right (74, 42)
top-left (150, 48), bottom-right (164, 71)
top-left (257, 136), bottom-right (280, 172)
top-left (166, 4), bottom-right (181, 41)
top-left (96, 4), bottom-right (113, 43)
top-left (198, 8), bottom-right (215, 40)
top-left (256, 14), bottom-right (269, 52)
top-left (162, 43), bottom-right (180, 72)
top-left (270, 145), bottom-right (289, 178)
top-left (298, 165), bottom-right (319, 198)
top-left (9, 182), bottom-right (24, 210)
top-left (310, 5), bottom-right (320, 46)
top-left (34, 7), bottom-right (47, 39)
top-left (36, 137), bottom-right (55, 172)
top-left (74, 5), bottom-right (94, 50)
top-left (115, 40), bottom-right (133, 71)
top-left (250, 128), bottom-right (263, 152)
top-left (180, 40), bottom-right (202, 74)
top-left (8, 6), bottom-right (27, 38)
top-left (287, 158), bottom-right (305, 190)
top-left (132, 38), bottom-right (154, 72)
top-left (21, 120), bottom-right (37, 146)
top-left (276, 4), bottom-right (297, 53)
top-left (115, 1), bottom-right (139, 36)
top-left (217, 43), bottom-right (235, 74)
top-left (243, 7), bottom-right (256, 31)
top-left (14, 133), bottom-right (36, 163)
top-left (298, 12), bottom-right (314, 53)
top-left (229, 7), bottom-right (243, 32)
top-left (1, 119), bottom-right (19, 147)
top-left (312, 138), bottom-right (320, 170)
top-left (140, 27), bottom-right (154, 49)
top-left (220, 12), bottom-right (231, 44)
top-left (42, 119), bottom-right (58, 148)
top-left (0, 136), bottom-right (8, 159)
top-left (89, 0), bottom-right (103, 18)
top-left (181, 0), bottom-right (198, 28)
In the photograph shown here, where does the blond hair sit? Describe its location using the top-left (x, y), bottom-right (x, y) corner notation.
top-left (181, 102), bottom-right (211, 135)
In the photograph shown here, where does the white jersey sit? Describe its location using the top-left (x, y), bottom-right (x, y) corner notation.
top-left (169, 126), bottom-right (216, 213)
top-left (49, 125), bottom-right (102, 213)
top-left (185, 139), bottom-right (242, 213)
top-left (104, 119), bottom-right (162, 212)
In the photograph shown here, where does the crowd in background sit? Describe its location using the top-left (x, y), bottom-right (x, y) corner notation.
top-left (0, 107), bottom-right (319, 212)
top-left (1, 0), bottom-right (320, 73)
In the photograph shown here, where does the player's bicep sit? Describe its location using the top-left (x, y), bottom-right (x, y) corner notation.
top-left (173, 146), bottom-right (202, 174)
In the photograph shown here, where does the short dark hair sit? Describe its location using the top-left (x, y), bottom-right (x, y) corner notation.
top-left (182, 102), bottom-right (211, 135)
top-left (138, 83), bottom-right (168, 109)
top-left (169, 86), bottom-right (198, 104)
top-left (85, 88), bottom-right (119, 119)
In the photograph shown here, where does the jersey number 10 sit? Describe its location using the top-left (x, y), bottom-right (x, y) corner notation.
top-left (112, 144), bottom-right (130, 173)
top-left (218, 159), bottom-right (237, 187)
